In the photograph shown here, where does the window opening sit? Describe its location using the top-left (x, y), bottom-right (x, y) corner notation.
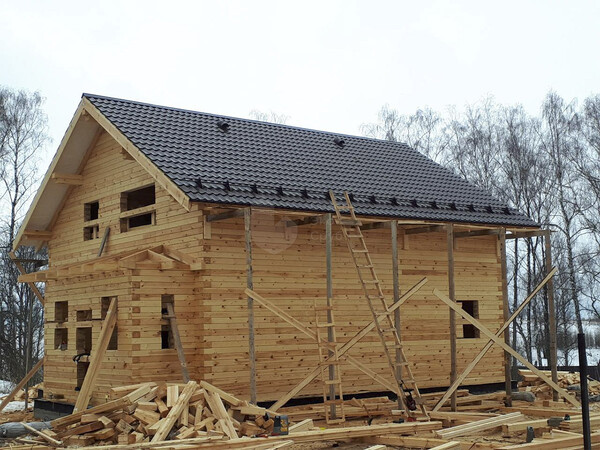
top-left (161, 295), bottom-right (174, 349)
top-left (55, 301), bottom-right (68, 322)
top-left (54, 328), bottom-right (68, 350)
top-left (84, 201), bottom-right (99, 221)
top-left (458, 300), bottom-right (480, 339)
top-left (76, 309), bottom-right (92, 321)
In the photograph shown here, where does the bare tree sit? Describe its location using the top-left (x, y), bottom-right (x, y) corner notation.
top-left (0, 87), bottom-right (49, 383)
top-left (249, 110), bottom-right (289, 124)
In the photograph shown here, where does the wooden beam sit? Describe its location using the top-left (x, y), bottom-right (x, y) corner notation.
top-left (164, 303), bottom-right (190, 383)
top-left (51, 173), bottom-right (83, 185)
top-left (245, 207), bottom-right (256, 404)
top-left (499, 228), bottom-right (512, 405)
top-left (22, 230), bottom-right (52, 240)
top-left (206, 209), bottom-right (245, 222)
top-left (286, 215), bottom-right (327, 227)
top-left (433, 288), bottom-right (580, 407)
top-left (0, 357), bottom-right (44, 412)
top-left (360, 221), bottom-right (391, 231)
top-left (505, 230), bottom-right (547, 239)
top-left (447, 224), bottom-right (457, 411)
top-left (9, 251), bottom-right (45, 306)
top-left (545, 230), bottom-right (559, 401)
top-left (73, 298), bottom-right (118, 412)
top-left (454, 229), bottom-right (500, 239)
top-left (432, 269), bottom-right (557, 412)
top-left (435, 412), bottom-right (524, 439)
top-left (268, 277), bottom-right (428, 410)
top-left (405, 225), bottom-right (445, 235)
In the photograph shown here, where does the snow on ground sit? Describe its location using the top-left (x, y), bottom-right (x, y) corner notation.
top-left (1, 401), bottom-right (25, 412)
top-left (0, 380), bottom-right (13, 395)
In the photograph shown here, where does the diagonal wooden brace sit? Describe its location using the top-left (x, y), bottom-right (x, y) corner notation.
top-left (246, 277), bottom-right (428, 411)
top-left (432, 267), bottom-right (558, 411)
top-left (432, 287), bottom-right (580, 408)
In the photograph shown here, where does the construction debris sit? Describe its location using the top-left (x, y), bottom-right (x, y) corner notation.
top-left (518, 369), bottom-right (600, 401)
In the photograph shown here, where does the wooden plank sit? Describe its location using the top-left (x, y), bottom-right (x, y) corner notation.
top-left (325, 213), bottom-right (336, 419)
top-left (0, 357), bottom-right (44, 412)
top-left (435, 412), bottom-right (523, 438)
top-left (97, 226), bottom-right (110, 257)
top-left (165, 302), bottom-right (190, 382)
top-left (51, 396), bottom-right (132, 429)
top-left (433, 288), bottom-right (580, 407)
top-left (19, 422), bottom-right (62, 446)
top-left (51, 173), bottom-right (84, 185)
top-left (203, 389), bottom-right (237, 439)
top-left (498, 431), bottom-right (600, 449)
top-left (432, 268), bottom-right (558, 412)
top-left (73, 297), bottom-right (118, 412)
top-left (199, 381), bottom-right (242, 407)
top-left (206, 209), bottom-right (245, 222)
top-left (447, 224), bottom-right (457, 411)
top-left (392, 221), bottom-right (402, 403)
top-left (151, 380), bottom-right (198, 442)
top-left (245, 207), bottom-right (256, 404)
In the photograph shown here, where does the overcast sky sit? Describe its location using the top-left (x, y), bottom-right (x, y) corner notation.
top-left (2, 0), bottom-right (600, 164)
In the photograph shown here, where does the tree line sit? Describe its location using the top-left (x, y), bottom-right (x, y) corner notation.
top-left (362, 92), bottom-right (600, 366)
top-left (1, 86), bottom-right (599, 387)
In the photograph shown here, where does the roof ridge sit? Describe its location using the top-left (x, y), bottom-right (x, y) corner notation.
top-left (81, 92), bottom-right (413, 147)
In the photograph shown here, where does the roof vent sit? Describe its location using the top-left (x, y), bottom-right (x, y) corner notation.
top-left (431, 201), bottom-right (438, 209)
top-left (486, 205), bottom-right (493, 213)
top-left (301, 188), bottom-right (309, 199)
top-left (277, 186), bottom-right (284, 196)
top-left (411, 199), bottom-right (418, 208)
top-left (333, 137), bottom-right (346, 148)
top-left (223, 180), bottom-right (231, 191)
top-left (450, 202), bottom-right (457, 210)
top-left (195, 178), bottom-right (203, 188)
top-left (503, 207), bottom-right (511, 215)
top-left (217, 121), bottom-right (230, 132)
top-left (369, 195), bottom-right (377, 204)
top-left (252, 184), bottom-right (259, 194)
top-left (390, 197), bottom-right (398, 206)
top-left (348, 193), bottom-right (355, 202)
top-left (468, 204), bottom-right (475, 212)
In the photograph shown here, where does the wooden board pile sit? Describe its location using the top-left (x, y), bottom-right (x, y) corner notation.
top-left (518, 369), bottom-right (600, 400)
top-left (36, 380), bottom-right (290, 447)
top-left (1, 384), bottom-right (41, 403)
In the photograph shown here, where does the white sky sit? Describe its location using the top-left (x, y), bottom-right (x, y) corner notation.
top-left (2, 0), bottom-right (600, 166)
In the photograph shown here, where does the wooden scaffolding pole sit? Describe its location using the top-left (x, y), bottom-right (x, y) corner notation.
top-left (325, 213), bottom-right (337, 419)
top-left (245, 207), bottom-right (257, 404)
top-left (545, 229), bottom-right (559, 401)
top-left (446, 224), bottom-right (457, 411)
top-left (499, 228), bottom-right (512, 406)
top-left (391, 221), bottom-right (403, 408)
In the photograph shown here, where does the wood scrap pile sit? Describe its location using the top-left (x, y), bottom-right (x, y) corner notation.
top-left (518, 369), bottom-right (600, 400)
top-left (0, 384), bottom-right (41, 403)
top-left (29, 380), bottom-right (290, 447)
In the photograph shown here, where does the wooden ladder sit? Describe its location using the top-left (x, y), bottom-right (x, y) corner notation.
top-left (329, 191), bottom-right (428, 419)
top-left (313, 298), bottom-right (346, 424)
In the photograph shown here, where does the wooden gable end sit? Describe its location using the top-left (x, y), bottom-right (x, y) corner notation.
top-left (48, 130), bottom-right (204, 267)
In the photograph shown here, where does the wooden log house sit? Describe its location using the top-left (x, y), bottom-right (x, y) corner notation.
top-left (13, 94), bottom-right (554, 408)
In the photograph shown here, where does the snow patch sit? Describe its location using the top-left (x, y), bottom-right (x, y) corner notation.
top-left (1, 401), bottom-right (25, 412)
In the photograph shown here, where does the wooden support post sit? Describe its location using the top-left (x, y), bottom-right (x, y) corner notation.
top-left (499, 228), bottom-right (512, 406)
top-left (73, 298), bottom-right (118, 412)
top-left (545, 229), bottom-right (559, 401)
top-left (446, 224), bottom-right (457, 411)
top-left (325, 213), bottom-right (336, 419)
top-left (391, 221), bottom-right (402, 408)
top-left (0, 357), bottom-right (44, 412)
top-left (244, 207), bottom-right (257, 404)
top-left (164, 303), bottom-right (190, 382)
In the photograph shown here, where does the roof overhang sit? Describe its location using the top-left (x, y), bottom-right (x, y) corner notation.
top-left (14, 101), bottom-right (103, 250)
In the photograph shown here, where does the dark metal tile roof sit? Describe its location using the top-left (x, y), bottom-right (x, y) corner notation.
top-left (84, 94), bottom-right (538, 227)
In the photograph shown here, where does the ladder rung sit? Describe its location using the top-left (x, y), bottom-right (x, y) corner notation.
top-left (402, 379), bottom-right (416, 383)
top-left (357, 264), bottom-right (373, 268)
top-left (395, 361), bottom-right (409, 366)
top-left (346, 234), bottom-right (362, 238)
top-left (381, 327), bottom-right (397, 333)
top-left (352, 249), bottom-right (368, 253)
top-left (324, 399), bottom-right (345, 405)
top-left (323, 379), bottom-right (342, 385)
top-left (316, 322), bottom-right (336, 327)
top-left (320, 360), bottom-right (342, 366)
top-left (320, 342), bottom-right (338, 349)
top-left (363, 279), bottom-right (380, 284)
top-left (325, 417), bottom-right (346, 424)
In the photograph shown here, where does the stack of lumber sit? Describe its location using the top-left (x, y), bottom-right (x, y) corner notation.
top-left (424, 390), bottom-right (507, 411)
top-left (1, 383), bottom-right (42, 402)
top-left (518, 369), bottom-right (600, 400)
top-left (280, 396), bottom-right (396, 420)
top-left (434, 411), bottom-right (525, 439)
top-left (30, 380), bottom-right (288, 447)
